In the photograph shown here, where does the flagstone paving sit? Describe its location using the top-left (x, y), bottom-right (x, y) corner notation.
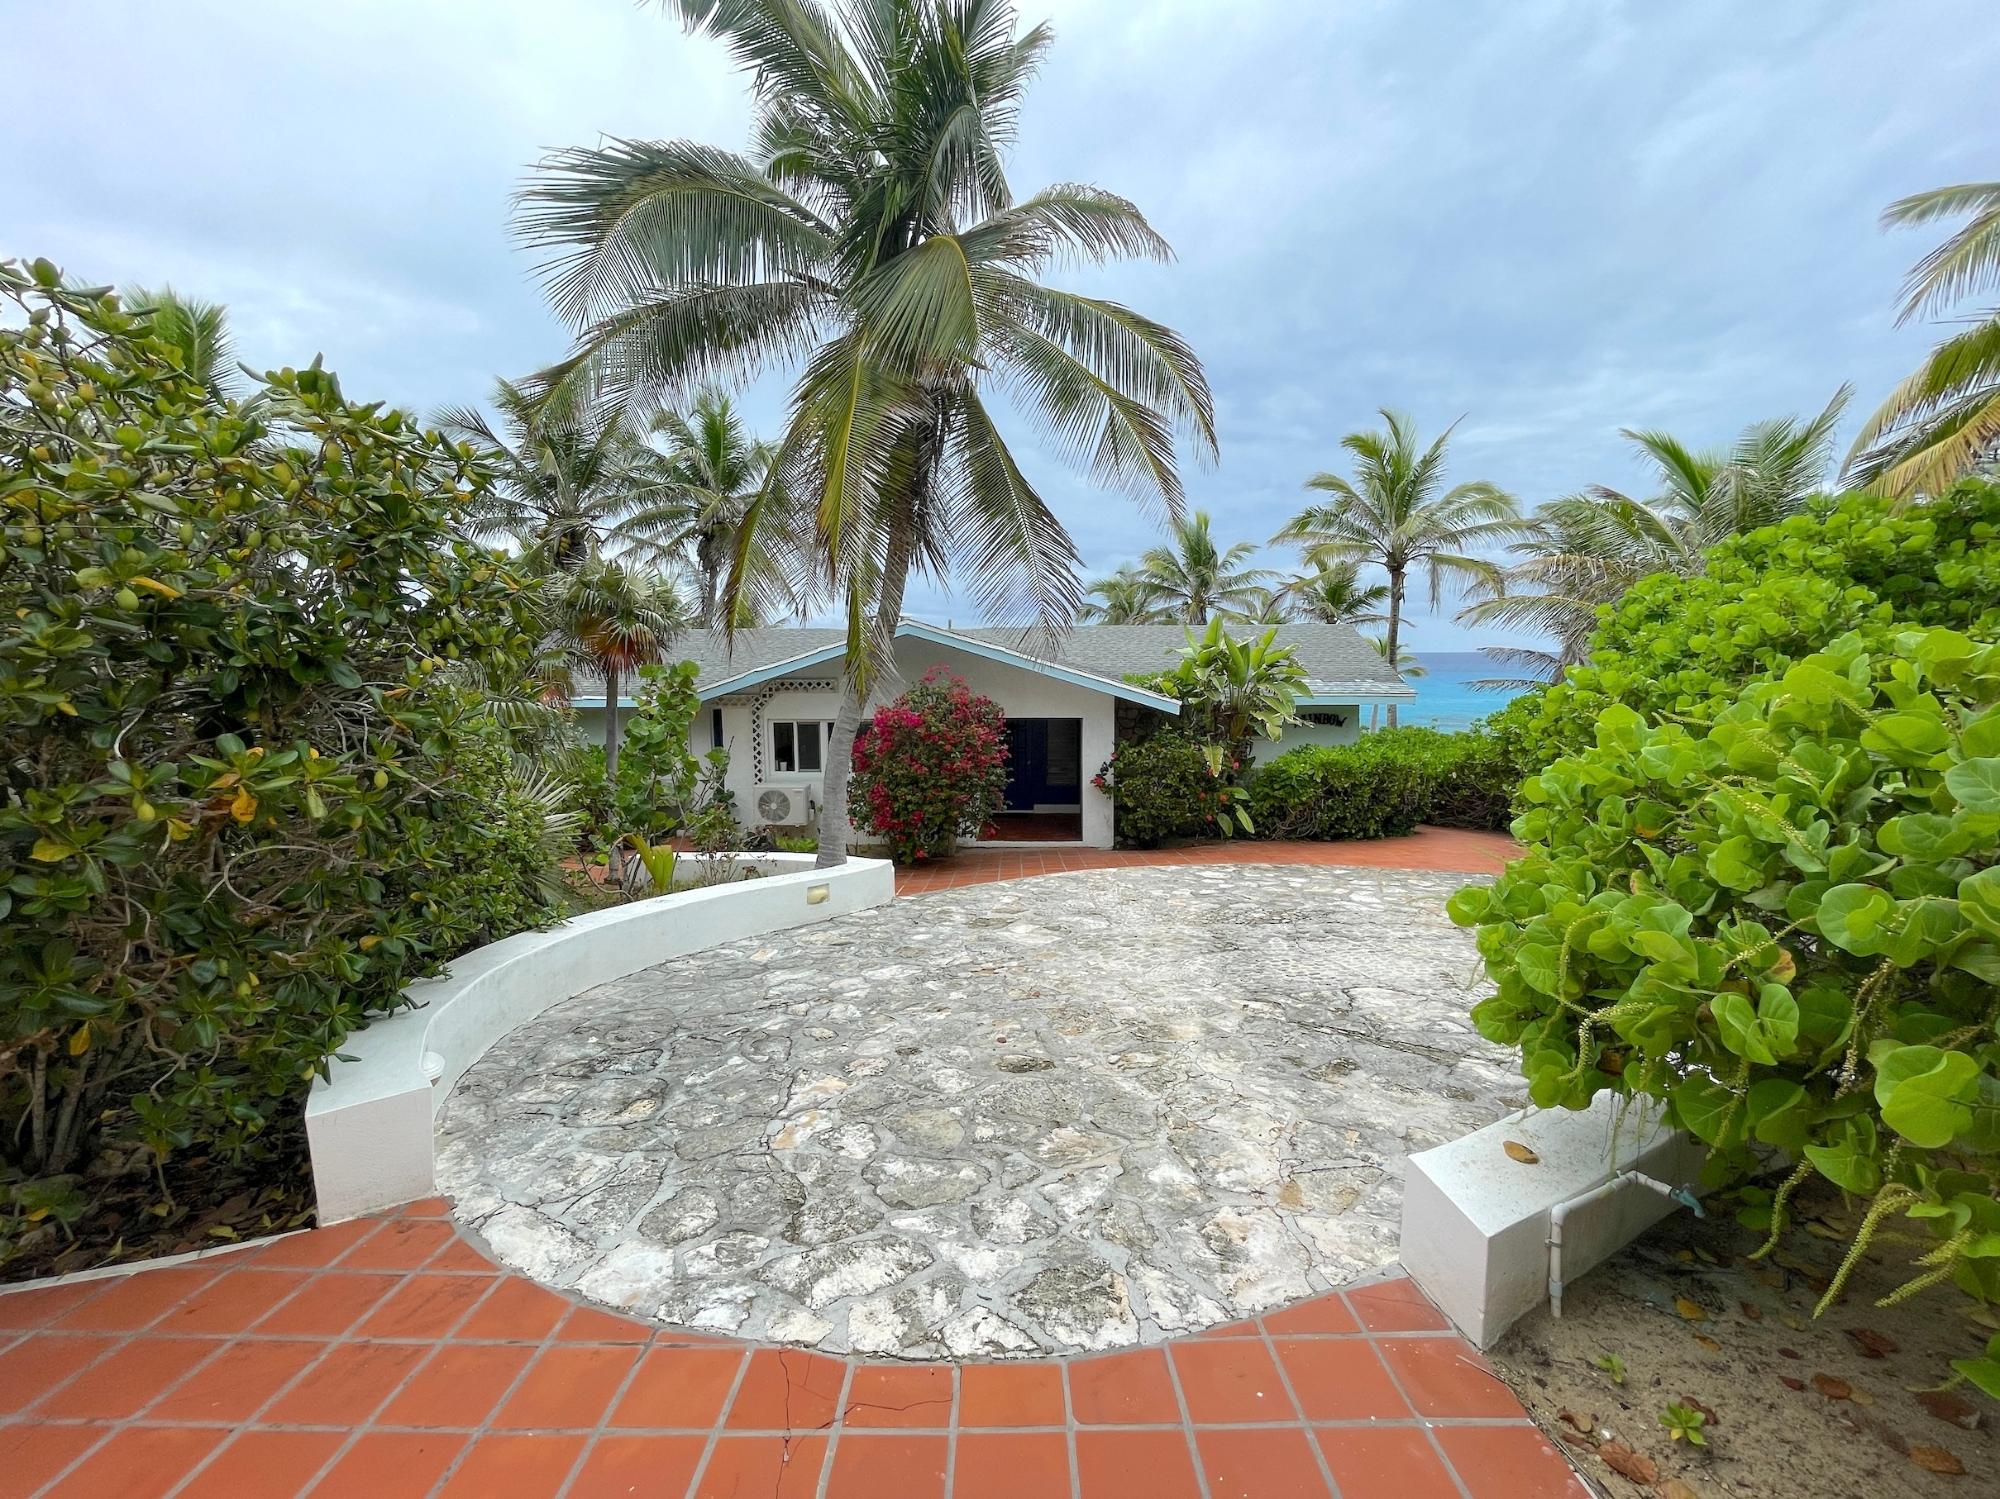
top-left (437, 865), bottom-right (1525, 1359)
top-left (0, 833), bottom-right (1592, 1497)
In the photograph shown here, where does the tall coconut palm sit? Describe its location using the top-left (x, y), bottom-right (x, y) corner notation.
top-left (515, 0), bottom-right (1215, 866)
top-left (1136, 510), bottom-right (1269, 624)
top-left (124, 286), bottom-right (239, 398)
top-left (1276, 413), bottom-right (1519, 726)
top-left (439, 378), bottom-right (653, 568)
top-left (1079, 564), bottom-right (1170, 624)
top-left (627, 387), bottom-right (784, 624)
top-left (1282, 561), bottom-right (1388, 627)
top-left (1848, 181), bottom-right (2000, 496)
top-left (1459, 391), bottom-right (1848, 678)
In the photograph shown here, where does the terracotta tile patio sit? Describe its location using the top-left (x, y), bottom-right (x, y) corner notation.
top-left (0, 833), bottom-right (1578, 1498)
top-left (894, 827), bottom-right (1517, 894)
top-left (0, 1203), bottom-right (1584, 1498)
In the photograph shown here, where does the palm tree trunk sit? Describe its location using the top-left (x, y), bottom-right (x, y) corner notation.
top-left (816, 507), bottom-right (917, 870)
top-left (603, 659), bottom-right (626, 886)
top-left (1384, 570), bottom-right (1404, 730)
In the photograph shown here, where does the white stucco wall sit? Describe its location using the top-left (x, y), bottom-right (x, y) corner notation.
top-left (1254, 707), bottom-right (1365, 763)
top-left (700, 638), bottom-right (1122, 847)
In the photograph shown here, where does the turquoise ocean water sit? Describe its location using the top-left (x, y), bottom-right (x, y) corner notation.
top-left (1394, 651), bottom-right (1528, 732)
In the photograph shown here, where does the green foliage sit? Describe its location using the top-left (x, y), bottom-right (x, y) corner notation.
top-left (849, 671), bottom-right (1010, 863)
top-left (1659, 1402), bottom-right (1708, 1446)
top-left (1145, 619), bottom-right (1307, 745)
top-left (607, 661), bottom-right (735, 853)
top-left (1247, 726), bottom-right (1518, 840)
top-left (1096, 731), bottom-right (1252, 848)
top-left (1516, 482), bottom-right (2000, 768)
top-left (1451, 629), bottom-right (2000, 1339)
top-left (0, 262), bottom-right (563, 1259)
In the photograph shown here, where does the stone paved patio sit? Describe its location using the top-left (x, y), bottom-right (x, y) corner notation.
top-left (438, 865), bottom-right (1526, 1359)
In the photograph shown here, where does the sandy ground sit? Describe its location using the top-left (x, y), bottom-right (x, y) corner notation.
top-left (1489, 1181), bottom-right (1994, 1499)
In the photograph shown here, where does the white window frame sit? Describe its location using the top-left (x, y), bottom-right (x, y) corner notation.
top-left (770, 718), bottom-right (835, 775)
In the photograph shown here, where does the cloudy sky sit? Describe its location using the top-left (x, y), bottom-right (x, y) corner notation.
top-left (10, 0), bottom-right (1996, 651)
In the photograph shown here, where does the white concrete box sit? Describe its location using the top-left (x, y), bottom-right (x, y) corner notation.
top-left (1399, 1094), bottom-right (1707, 1349)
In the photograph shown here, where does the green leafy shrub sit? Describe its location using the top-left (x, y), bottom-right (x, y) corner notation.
top-left (608, 661), bottom-right (736, 854)
top-left (1450, 628), bottom-right (2000, 1358)
top-left (1518, 482), bottom-right (2000, 767)
top-left (849, 670), bottom-right (1009, 863)
top-left (0, 260), bottom-right (562, 1265)
top-left (1246, 726), bottom-right (1518, 839)
top-left (1143, 619), bottom-right (1307, 746)
top-left (1095, 731), bottom-right (1251, 847)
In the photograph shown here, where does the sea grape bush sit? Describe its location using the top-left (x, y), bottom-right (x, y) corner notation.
top-left (849, 670), bottom-right (1008, 863)
top-left (0, 260), bottom-right (563, 1259)
top-left (1248, 726), bottom-right (1518, 841)
top-left (1450, 629), bottom-right (2000, 1392)
top-left (1516, 481), bottom-right (2000, 768)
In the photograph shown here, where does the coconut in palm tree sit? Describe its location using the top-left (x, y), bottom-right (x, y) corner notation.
top-left (515, 0), bottom-right (1216, 866)
top-left (1276, 412), bottom-right (1519, 726)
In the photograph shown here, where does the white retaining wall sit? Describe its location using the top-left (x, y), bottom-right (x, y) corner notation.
top-left (305, 854), bottom-right (896, 1224)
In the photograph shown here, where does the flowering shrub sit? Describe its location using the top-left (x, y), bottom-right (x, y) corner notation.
top-left (849, 671), bottom-right (1008, 863)
top-left (1097, 731), bottom-right (1251, 847)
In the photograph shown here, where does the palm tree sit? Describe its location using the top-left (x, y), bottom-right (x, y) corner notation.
top-left (1847, 181), bottom-right (2000, 496)
top-left (1079, 564), bottom-right (1171, 624)
top-left (541, 558), bottom-right (690, 778)
top-left (1276, 412), bottom-right (1519, 726)
top-left (124, 286), bottom-right (238, 398)
top-left (628, 387), bottom-right (783, 624)
top-left (1459, 392), bottom-right (1848, 679)
top-left (1363, 633), bottom-right (1424, 731)
top-left (439, 378), bottom-right (653, 569)
top-left (1283, 561), bottom-right (1388, 627)
top-left (515, 0), bottom-right (1215, 867)
top-left (1137, 510), bottom-right (1269, 624)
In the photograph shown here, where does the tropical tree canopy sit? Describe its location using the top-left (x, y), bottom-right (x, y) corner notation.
top-left (1136, 509), bottom-right (1269, 624)
top-left (1277, 410), bottom-right (1519, 724)
top-left (1283, 561), bottom-right (1388, 627)
top-left (1848, 180), bottom-right (2000, 497)
top-left (515, 0), bottom-right (1215, 863)
top-left (1460, 390), bottom-right (1847, 680)
top-left (123, 285), bottom-right (239, 398)
top-left (1078, 563), bottom-right (1172, 624)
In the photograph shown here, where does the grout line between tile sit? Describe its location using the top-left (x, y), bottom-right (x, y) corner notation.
top-left (1363, 1329), bottom-right (1478, 1499)
top-left (1256, 1316), bottom-right (1342, 1498)
top-left (814, 1355), bottom-right (857, 1499)
top-left (680, 1345), bottom-right (756, 1499)
top-left (554, 1332), bottom-right (655, 1498)
top-left (1159, 1343), bottom-right (1216, 1499)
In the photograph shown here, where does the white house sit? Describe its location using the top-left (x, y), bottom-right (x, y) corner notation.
top-left (572, 619), bottom-right (1415, 850)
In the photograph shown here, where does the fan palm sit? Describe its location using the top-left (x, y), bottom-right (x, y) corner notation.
top-left (1282, 561), bottom-right (1388, 627)
top-left (515, 0), bottom-right (1215, 866)
top-left (1136, 510), bottom-right (1269, 624)
top-left (1078, 564), bottom-right (1170, 624)
top-left (1276, 412), bottom-right (1520, 726)
top-left (1459, 391), bottom-right (1848, 679)
top-left (124, 286), bottom-right (239, 398)
top-left (1847, 181), bottom-right (2000, 496)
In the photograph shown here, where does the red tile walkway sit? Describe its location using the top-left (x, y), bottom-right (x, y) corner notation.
top-left (0, 1203), bottom-right (1584, 1499)
top-left (895, 827), bottom-right (1517, 895)
top-left (0, 831), bottom-right (1575, 1498)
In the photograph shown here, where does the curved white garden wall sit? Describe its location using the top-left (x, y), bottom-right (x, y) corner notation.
top-left (305, 854), bottom-right (896, 1224)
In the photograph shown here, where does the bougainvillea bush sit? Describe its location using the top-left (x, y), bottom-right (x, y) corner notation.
top-left (0, 261), bottom-right (566, 1268)
top-left (848, 670), bottom-right (1008, 863)
top-left (1449, 629), bottom-right (2000, 1395)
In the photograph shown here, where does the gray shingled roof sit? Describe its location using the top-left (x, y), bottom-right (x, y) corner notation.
top-left (573, 620), bottom-right (1413, 701)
